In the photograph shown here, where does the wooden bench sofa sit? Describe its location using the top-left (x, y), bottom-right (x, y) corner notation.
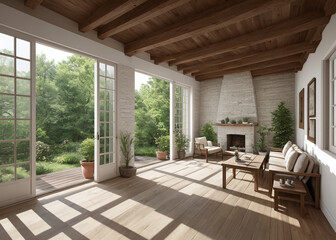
top-left (268, 141), bottom-right (321, 208)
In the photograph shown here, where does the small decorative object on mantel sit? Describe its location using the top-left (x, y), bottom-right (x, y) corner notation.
top-left (231, 119), bottom-right (236, 124)
top-left (237, 120), bottom-right (242, 124)
top-left (234, 150), bottom-right (245, 164)
top-left (243, 117), bottom-right (249, 124)
top-left (225, 117), bottom-right (230, 124)
top-left (221, 119), bottom-right (225, 124)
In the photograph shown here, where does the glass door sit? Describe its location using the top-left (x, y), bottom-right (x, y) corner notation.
top-left (0, 28), bottom-right (35, 206)
top-left (94, 60), bottom-right (117, 182)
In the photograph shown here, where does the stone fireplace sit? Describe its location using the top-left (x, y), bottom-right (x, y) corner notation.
top-left (216, 72), bottom-right (258, 153)
top-left (227, 134), bottom-right (245, 151)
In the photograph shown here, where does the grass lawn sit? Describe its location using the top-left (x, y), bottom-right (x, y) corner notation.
top-left (36, 161), bottom-right (80, 175)
top-left (135, 146), bottom-right (157, 157)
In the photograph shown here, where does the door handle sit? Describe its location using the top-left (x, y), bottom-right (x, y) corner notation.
top-left (97, 132), bottom-right (100, 140)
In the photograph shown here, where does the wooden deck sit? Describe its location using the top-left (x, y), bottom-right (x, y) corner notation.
top-left (1, 159), bottom-right (335, 239)
top-left (36, 167), bottom-right (92, 196)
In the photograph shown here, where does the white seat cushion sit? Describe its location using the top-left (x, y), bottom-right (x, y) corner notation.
top-left (195, 137), bottom-right (207, 149)
top-left (270, 151), bottom-right (284, 159)
top-left (204, 146), bottom-right (222, 154)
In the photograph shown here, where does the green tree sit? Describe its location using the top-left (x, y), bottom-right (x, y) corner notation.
top-left (36, 54), bottom-right (57, 144)
top-left (134, 78), bottom-right (170, 147)
top-left (271, 101), bottom-right (294, 148)
top-left (53, 55), bottom-right (95, 142)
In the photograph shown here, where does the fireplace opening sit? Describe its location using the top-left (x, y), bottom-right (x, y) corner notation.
top-left (227, 134), bottom-right (245, 152)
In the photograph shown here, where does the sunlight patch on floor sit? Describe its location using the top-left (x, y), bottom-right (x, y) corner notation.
top-left (101, 199), bottom-right (138, 220)
top-left (165, 223), bottom-right (209, 240)
top-left (72, 217), bottom-right (128, 239)
top-left (127, 210), bottom-right (173, 239)
top-left (65, 187), bottom-right (120, 211)
top-left (0, 218), bottom-right (24, 240)
top-left (43, 200), bottom-right (81, 222)
top-left (49, 232), bottom-right (71, 240)
top-left (17, 209), bottom-right (51, 236)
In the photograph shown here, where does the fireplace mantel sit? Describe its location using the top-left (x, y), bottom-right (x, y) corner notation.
top-left (214, 123), bottom-right (258, 127)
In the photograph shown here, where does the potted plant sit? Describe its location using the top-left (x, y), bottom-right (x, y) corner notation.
top-left (243, 117), bottom-right (249, 124)
top-left (155, 135), bottom-right (170, 160)
top-left (256, 125), bottom-right (271, 155)
top-left (78, 138), bottom-right (94, 179)
top-left (225, 117), bottom-right (230, 124)
top-left (119, 131), bottom-right (136, 178)
top-left (220, 119), bottom-right (225, 124)
top-left (175, 131), bottom-right (190, 159)
top-left (231, 119), bottom-right (237, 124)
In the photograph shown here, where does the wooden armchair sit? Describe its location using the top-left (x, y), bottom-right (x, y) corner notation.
top-left (193, 137), bottom-right (224, 163)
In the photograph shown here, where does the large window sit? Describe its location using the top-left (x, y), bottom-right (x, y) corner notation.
top-left (0, 32), bottom-right (32, 183)
top-left (329, 50), bottom-right (336, 153)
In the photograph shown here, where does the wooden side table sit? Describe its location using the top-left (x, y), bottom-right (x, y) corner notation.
top-left (273, 178), bottom-right (307, 217)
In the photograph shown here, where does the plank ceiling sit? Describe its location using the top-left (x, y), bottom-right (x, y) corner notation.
top-left (24, 0), bottom-right (336, 81)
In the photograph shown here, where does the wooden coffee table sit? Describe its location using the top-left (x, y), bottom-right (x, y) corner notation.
top-left (222, 154), bottom-right (265, 191)
top-left (273, 178), bottom-right (307, 216)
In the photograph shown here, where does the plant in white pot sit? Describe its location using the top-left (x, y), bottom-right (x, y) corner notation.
top-left (78, 138), bottom-right (94, 179)
top-left (175, 131), bottom-right (189, 159)
top-left (243, 117), bottom-right (249, 124)
top-left (119, 131), bottom-right (137, 178)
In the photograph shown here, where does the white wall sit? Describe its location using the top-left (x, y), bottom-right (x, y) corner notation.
top-left (295, 13), bottom-right (336, 231)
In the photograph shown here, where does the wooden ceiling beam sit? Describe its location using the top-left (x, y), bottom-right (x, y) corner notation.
top-left (196, 62), bottom-right (300, 81)
top-left (24, 0), bottom-right (43, 9)
top-left (193, 55), bottom-right (301, 77)
top-left (79, 0), bottom-right (146, 33)
top-left (98, 0), bottom-right (191, 39)
top-left (251, 66), bottom-right (299, 77)
top-left (124, 0), bottom-right (293, 56)
top-left (162, 11), bottom-right (328, 66)
top-left (182, 42), bottom-right (317, 74)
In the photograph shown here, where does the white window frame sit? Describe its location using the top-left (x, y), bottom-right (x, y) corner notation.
top-left (329, 50), bottom-right (336, 154)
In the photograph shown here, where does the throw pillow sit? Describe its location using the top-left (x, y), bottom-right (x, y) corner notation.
top-left (207, 141), bottom-right (213, 147)
top-left (285, 147), bottom-right (294, 162)
top-left (293, 153), bottom-right (309, 179)
top-left (282, 141), bottom-right (292, 155)
top-left (285, 150), bottom-right (299, 171)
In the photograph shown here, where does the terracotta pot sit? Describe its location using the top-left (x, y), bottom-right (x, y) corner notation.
top-left (80, 161), bottom-right (94, 179)
top-left (156, 151), bottom-right (167, 160)
top-left (177, 150), bottom-right (186, 159)
top-left (119, 166), bottom-right (137, 178)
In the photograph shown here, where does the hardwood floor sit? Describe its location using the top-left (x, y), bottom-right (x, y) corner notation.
top-left (0, 159), bottom-right (335, 240)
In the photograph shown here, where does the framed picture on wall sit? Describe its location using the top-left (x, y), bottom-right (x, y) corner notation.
top-left (307, 78), bottom-right (316, 143)
top-left (299, 88), bottom-right (304, 129)
top-left (308, 78), bottom-right (316, 117)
